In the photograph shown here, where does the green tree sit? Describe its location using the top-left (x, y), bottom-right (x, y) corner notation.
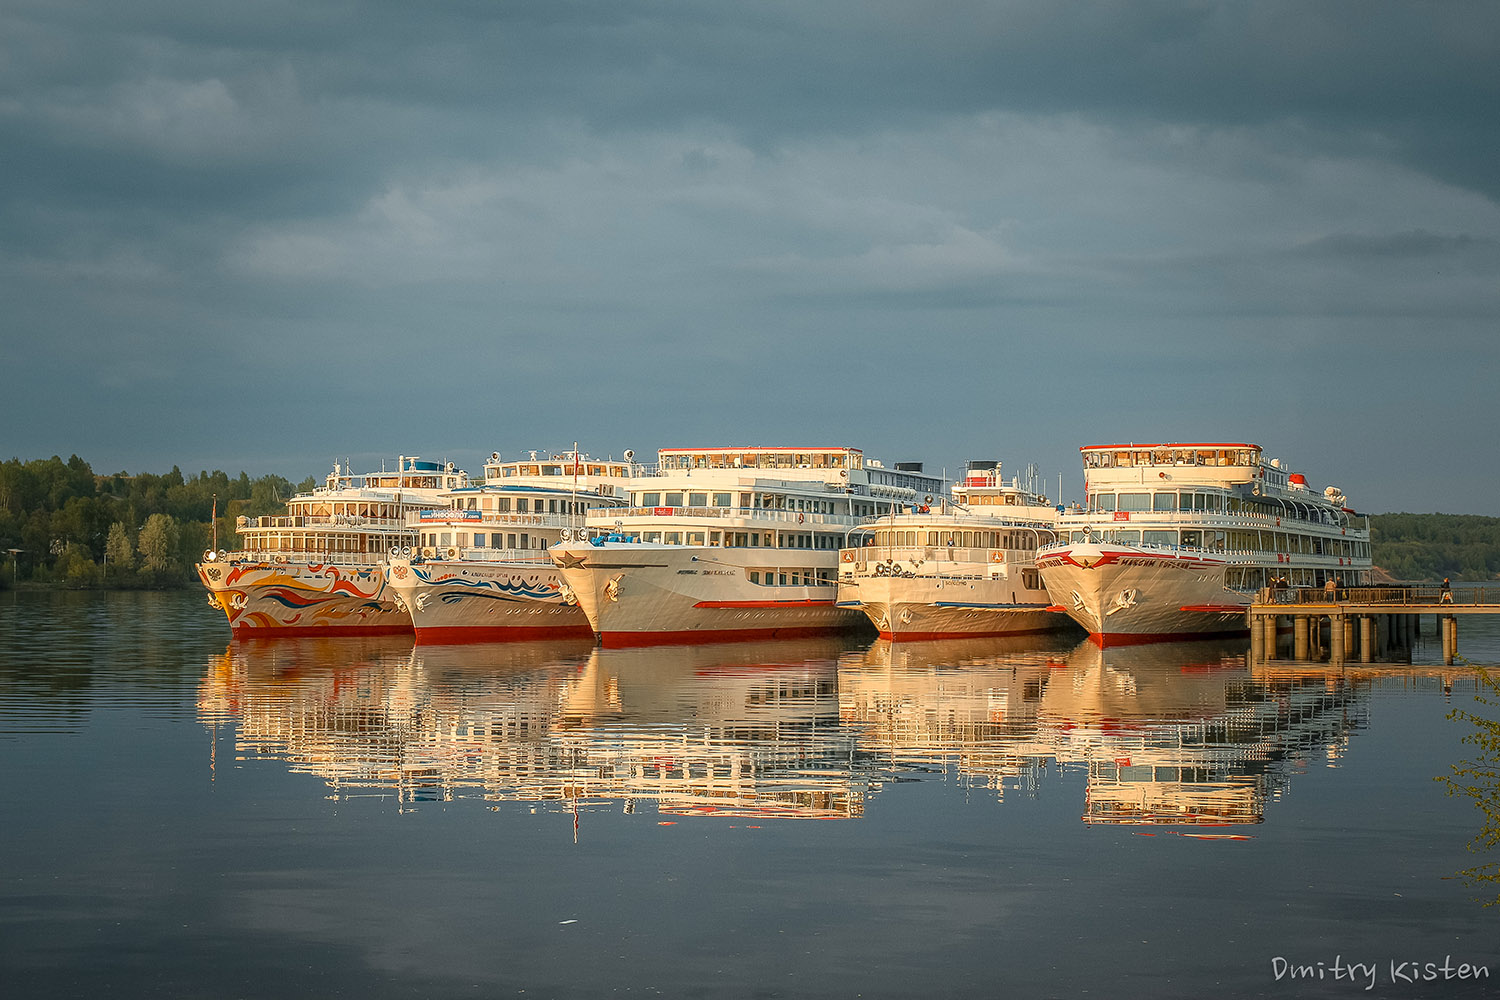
top-left (137, 513), bottom-right (180, 584)
top-left (59, 542), bottom-right (102, 588)
top-left (105, 521), bottom-right (135, 577)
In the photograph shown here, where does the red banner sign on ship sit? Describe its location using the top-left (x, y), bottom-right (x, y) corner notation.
top-left (653, 507), bottom-right (674, 516)
top-left (1113, 511), bottom-right (1131, 521)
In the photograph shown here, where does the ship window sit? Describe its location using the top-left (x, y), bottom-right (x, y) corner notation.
top-left (715, 493), bottom-right (732, 507)
top-left (1153, 493), bottom-right (1176, 512)
top-left (1113, 529), bottom-right (1141, 544)
top-left (1143, 530), bottom-right (1176, 546)
top-left (549, 500), bottom-right (559, 513)
top-left (749, 571), bottom-right (760, 585)
top-left (491, 533), bottom-right (503, 547)
top-left (1095, 494), bottom-right (1116, 512)
top-left (440, 532), bottom-right (452, 545)
top-left (1118, 492), bottom-right (1150, 512)
top-left (1179, 492), bottom-right (1194, 511)
top-left (686, 532), bottom-right (705, 545)
top-left (689, 493), bottom-right (707, 507)
top-left (641, 493), bottom-right (660, 507)
top-left (1180, 530), bottom-right (1202, 548)
top-left (517, 498), bottom-right (529, 513)
top-left (520, 533), bottom-right (529, 548)
top-left (507, 534), bottom-right (517, 548)
top-left (666, 493), bottom-right (683, 506)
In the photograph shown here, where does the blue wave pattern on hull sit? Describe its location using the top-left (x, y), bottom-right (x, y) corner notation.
top-left (436, 587), bottom-right (562, 605)
top-left (411, 565), bottom-right (562, 603)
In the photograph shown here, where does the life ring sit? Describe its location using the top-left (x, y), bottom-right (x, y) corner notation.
top-left (275, 555), bottom-right (287, 564)
top-left (990, 551), bottom-right (1005, 563)
top-left (422, 547), bottom-right (434, 558)
top-left (445, 546), bottom-right (459, 559)
top-left (840, 550), bottom-right (854, 562)
top-left (890, 562), bottom-right (903, 575)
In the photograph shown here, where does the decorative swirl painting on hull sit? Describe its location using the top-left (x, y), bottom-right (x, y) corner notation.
top-left (197, 561), bottom-right (412, 635)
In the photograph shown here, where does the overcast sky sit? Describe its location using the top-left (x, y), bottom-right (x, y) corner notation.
top-left (3, 1), bottom-right (1497, 513)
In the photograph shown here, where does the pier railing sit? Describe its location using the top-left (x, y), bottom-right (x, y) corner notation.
top-left (1261, 585), bottom-right (1497, 606)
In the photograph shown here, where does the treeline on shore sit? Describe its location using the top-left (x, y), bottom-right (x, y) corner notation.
top-left (0, 454), bottom-right (315, 589)
top-left (2, 454), bottom-right (1497, 589)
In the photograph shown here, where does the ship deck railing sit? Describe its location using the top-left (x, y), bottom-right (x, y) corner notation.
top-left (238, 514), bottom-right (411, 530)
top-left (600, 506), bottom-right (855, 527)
top-left (217, 552), bottom-right (390, 567)
top-left (1057, 509), bottom-right (1363, 531)
top-left (413, 549), bottom-right (554, 566)
top-left (1036, 538), bottom-right (1362, 563)
top-left (841, 544), bottom-right (1026, 568)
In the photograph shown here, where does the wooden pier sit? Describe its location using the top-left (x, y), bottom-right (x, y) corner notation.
top-left (1248, 585), bottom-right (1500, 666)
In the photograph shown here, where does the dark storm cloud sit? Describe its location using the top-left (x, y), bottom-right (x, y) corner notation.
top-left (2, 1), bottom-right (1498, 511)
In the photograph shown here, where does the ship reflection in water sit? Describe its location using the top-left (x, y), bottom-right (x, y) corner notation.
top-left (198, 633), bottom-right (1389, 828)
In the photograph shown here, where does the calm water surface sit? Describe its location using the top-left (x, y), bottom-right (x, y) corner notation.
top-left (3, 590), bottom-right (1499, 998)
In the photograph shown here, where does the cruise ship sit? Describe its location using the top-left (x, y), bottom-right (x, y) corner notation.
top-left (1035, 443), bottom-right (1372, 645)
top-left (548, 446), bottom-right (948, 647)
top-left (837, 461), bottom-right (1074, 640)
top-left (384, 451), bottom-right (636, 643)
top-left (196, 457), bottom-right (468, 635)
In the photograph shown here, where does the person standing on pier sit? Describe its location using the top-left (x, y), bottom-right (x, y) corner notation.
top-left (1324, 576), bottom-right (1337, 602)
top-left (1441, 577), bottom-right (1453, 603)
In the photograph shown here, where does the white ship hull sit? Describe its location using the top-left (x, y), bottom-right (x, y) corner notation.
top-left (551, 542), bottom-right (866, 647)
top-left (196, 559), bottom-right (411, 635)
top-left (383, 557), bottom-right (591, 643)
top-left (843, 574), bottom-right (1071, 641)
top-left (1036, 544), bottom-right (1250, 645)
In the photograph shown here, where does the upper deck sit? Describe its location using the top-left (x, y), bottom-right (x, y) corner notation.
top-left (1081, 443), bottom-right (1261, 487)
top-left (648, 446), bottom-right (946, 501)
top-left (952, 460), bottom-right (1055, 512)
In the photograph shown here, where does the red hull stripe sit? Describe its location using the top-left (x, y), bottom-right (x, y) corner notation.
top-left (690, 599), bottom-right (836, 609)
top-left (600, 624), bottom-right (852, 649)
top-left (415, 623), bottom-right (594, 645)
